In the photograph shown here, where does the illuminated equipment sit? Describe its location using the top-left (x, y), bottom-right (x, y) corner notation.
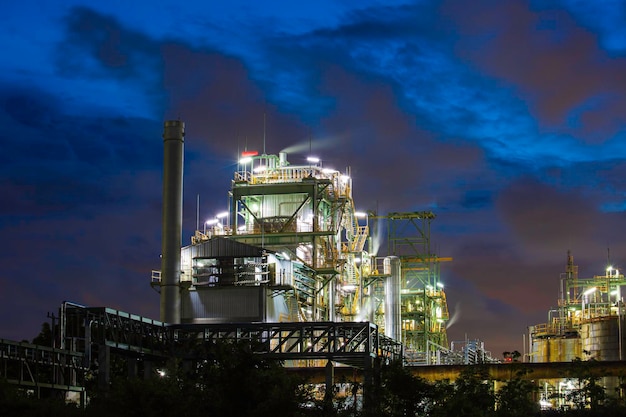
top-left (157, 125), bottom-right (454, 364)
top-left (528, 251), bottom-right (626, 405)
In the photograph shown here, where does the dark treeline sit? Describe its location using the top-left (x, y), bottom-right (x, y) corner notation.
top-left (3, 341), bottom-right (626, 417)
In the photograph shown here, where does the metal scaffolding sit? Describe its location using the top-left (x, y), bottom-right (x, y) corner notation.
top-left (371, 211), bottom-right (450, 364)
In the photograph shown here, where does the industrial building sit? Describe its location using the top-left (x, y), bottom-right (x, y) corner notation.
top-left (528, 251), bottom-right (626, 406)
top-left (155, 119), bottom-right (463, 365)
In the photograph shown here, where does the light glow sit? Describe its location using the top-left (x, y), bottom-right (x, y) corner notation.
top-left (583, 287), bottom-right (597, 296)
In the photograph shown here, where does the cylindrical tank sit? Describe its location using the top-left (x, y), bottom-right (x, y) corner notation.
top-left (160, 120), bottom-right (185, 324)
top-left (580, 316), bottom-right (626, 397)
top-left (530, 337), bottom-right (581, 363)
top-left (581, 317), bottom-right (626, 361)
top-left (384, 256), bottom-right (401, 340)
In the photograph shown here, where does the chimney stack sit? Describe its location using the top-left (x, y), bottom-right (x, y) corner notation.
top-left (160, 120), bottom-right (184, 323)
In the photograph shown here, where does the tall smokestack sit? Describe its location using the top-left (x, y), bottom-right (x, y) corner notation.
top-left (160, 120), bottom-right (184, 323)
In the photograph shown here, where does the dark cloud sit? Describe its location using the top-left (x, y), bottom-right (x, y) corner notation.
top-left (449, 0), bottom-right (626, 141)
top-left (497, 177), bottom-right (597, 250)
top-left (57, 7), bottom-right (160, 80)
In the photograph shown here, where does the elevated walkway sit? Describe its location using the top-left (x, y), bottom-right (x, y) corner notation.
top-left (61, 304), bottom-right (403, 369)
top-left (0, 339), bottom-right (86, 404)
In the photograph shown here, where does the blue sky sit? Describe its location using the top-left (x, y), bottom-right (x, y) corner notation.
top-left (1, 0), bottom-right (626, 356)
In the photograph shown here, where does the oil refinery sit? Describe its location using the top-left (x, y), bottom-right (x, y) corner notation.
top-left (155, 119), bottom-right (462, 365)
top-left (3, 120), bottom-right (625, 409)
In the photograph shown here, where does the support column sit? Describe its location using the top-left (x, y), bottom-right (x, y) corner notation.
top-left (325, 360), bottom-right (335, 398)
top-left (97, 345), bottom-right (110, 390)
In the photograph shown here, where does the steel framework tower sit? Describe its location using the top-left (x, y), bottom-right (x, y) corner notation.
top-left (201, 152), bottom-right (370, 325)
top-left (372, 211), bottom-right (450, 362)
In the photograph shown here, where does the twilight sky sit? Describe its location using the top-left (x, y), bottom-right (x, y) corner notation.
top-left (1, 0), bottom-right (626, 358)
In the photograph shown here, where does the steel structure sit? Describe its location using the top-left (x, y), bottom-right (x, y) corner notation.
top-left (528, 251), bottom-right (626, 407)
top-left (151, 119), bottom-right (455, 365)
top-left (529, 251), bottom-right (626, 361)
top-left (58, 303), bottom-right (401, 367)
top-left (0, 338), bottom-right (86, 403)
top-left (371, 211), bottom-right (451, 364)
top-left (176, 150), bottom-right (385, 332)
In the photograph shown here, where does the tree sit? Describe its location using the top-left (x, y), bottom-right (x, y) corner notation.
top-left (86, 340), bottom-right (312, 417)
top-left (378, 361), bottom-right (434, 417)
top-left (565, 358), bottom-right (606, 410)
top-left (496, 370), bottom-right (539, 417)
top-left (433, 366), bottom-right (495, 417)
top-left (32, 322), bottom-right (53, 347)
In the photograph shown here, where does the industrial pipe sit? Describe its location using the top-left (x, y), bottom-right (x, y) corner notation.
top-left (384, 256), bottom-right (402, 341)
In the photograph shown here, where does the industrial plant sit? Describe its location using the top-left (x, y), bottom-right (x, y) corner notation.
top-left (2, 120), bottom-right (625, 410)
top-left (156, 120), bottom-right (461, 364)
top-left (528, 251), bottom-right (626, 407)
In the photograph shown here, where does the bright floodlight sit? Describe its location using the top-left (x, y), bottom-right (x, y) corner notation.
top-left (354, 211), bottom-right (367, 218)
top-left (216, 211), bottom-right (228, 218)
top-left (239, 156), bottom-right (252, 164)
top-left (206, 219), bottom-right (219, 225)
top-left (583, 287), bottom-right (597, 296)
top-left (437, 282), bottom-right (444, 288)
top-left (307, 156), bottom-right (320, 164)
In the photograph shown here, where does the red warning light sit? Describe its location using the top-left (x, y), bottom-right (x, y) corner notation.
top-left (241, 151), bottom-right (258, 157)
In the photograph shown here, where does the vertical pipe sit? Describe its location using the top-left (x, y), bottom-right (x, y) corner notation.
top-left (384, 256), bottom-right (401, 340)
top-left (160, 120), bottom-right (185, 324)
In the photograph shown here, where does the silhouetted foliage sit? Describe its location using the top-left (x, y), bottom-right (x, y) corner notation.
top-left (496, 369), bottom-right (539, 417)
top-left (0, 378), bottom-right (83, 417)
top-left (378, 361), bottom-right (433, 417)
top-left (87, 340), bottom-right (312, 417)
top-left (434, 367), bottom-right (496, 417)
top-left (565, 358), bottom-right (606, 410)
top-left (32, 322), bottom-right (53, 347)
top-left (10, 349), bottom-right (626, 417)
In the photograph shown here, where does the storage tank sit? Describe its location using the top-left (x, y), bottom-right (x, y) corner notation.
top-left (580, 317), bottom-right (626, 361)
top-left (530, 337), bottom-right (581, 363)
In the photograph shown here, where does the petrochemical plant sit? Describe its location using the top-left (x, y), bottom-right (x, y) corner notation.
top-left (156, 120), bottom-right (461, 365)
top-left (528, 251), bottom-right (626, 406)
top-left (2, 120), bottom-right (626, 410)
